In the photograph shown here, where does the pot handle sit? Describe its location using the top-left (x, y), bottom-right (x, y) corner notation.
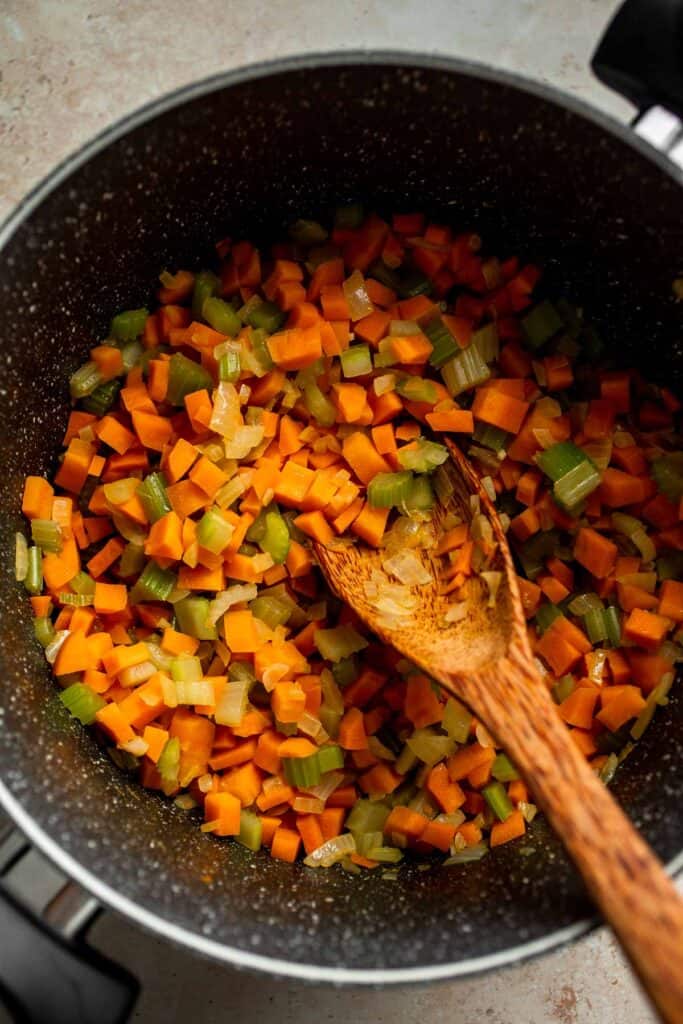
top-left (591, 0), bottom-right (683, 119)
top-left (0, 881), bottom-right (138, 1024)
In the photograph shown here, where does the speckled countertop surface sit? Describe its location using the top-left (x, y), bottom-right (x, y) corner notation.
top-left (0, 2), bottom-right (665, 1022)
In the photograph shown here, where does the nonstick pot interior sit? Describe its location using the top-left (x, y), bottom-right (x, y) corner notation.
top-left (1, 55), bottom-right (682, 981)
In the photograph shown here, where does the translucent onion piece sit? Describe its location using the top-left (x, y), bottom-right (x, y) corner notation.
top-left (480, 571), bottom-right (502, 608)
top-left (532, 427), bottom-right (556, 450)
top-left (475, 722), bottom-right (496, 748)
top-left (342, 270), bottom-right (374, 321)
top-left (214, 678), bottom-right (250, 726)
top-left (535, 396), bottom-right (562, 418)
top-left (444, 602), bottom-right (468, 623)
top-left (262, 663), bottom-right (291, 692)
top-left (223, 424), bottom-right (264, 460)
top-left (208, 584), bottom-right (258, 625)
top-left (301, 770), bottom-right (344, 802)
top-left (210, 382), bottom-right (242, 438)
top-left (14, 533), bottom-right (28, 582)
top-left (175, 679), bottom-right (215, 705)
top-left (160, 674), bottom-right (178, 708)
top-left (198, 773), bottom-right (214, 794)
top-left (382, 550), bottom-right (432, 586)
top-left (120, 737), bottom-right (149, 757)
top-left (292, 796), bottom-right (325, 814)
top-left (45, 630), bottom-right (70, 665)
top-left (304, 833), bottom-right (356, 868)
top-left (444, 843), bottom-right (489, 864)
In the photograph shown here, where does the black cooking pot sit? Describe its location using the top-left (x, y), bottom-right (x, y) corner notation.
top-left (1, 2), bottom-right (682, 1021)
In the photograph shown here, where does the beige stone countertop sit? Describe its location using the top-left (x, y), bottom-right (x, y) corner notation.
top-left (0, 2), bottom-right (669, 1022)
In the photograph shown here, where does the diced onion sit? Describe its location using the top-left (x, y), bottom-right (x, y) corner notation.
top-left (480, 571), bottom-right (502, 608)
top-left (342, 270), bottom-right (374, 321)
top-left (373, 374), bottom-right (396, 396)
top-left (302, 770), bottom-right (344, 802)
top-left (532, 427), bottom-right (556, 450)
top-left (262, 663), bottom-right (291, 691)
top-left (535, 396), bottom-right (562, 418)
top-left (210, 382), bottom-right (242, 438)
top-left (214, 678), bottom-right (250, 726)
top-left (198, 773), bottom-right (214, 793)
top-left (223, 424), bottom-right (264, 459)
top-left (120, 737), bottom-right (149, 757)
top-left (382, 550), bottom-right (432, 586)
top-left (481, 476), bottom-right (496, 503)
top-left (45, 630), bottom-right (70, 665)
top-left (14, 533), bottom-right (28, 582)
top-left (293, 796), bottom-right (325, 814)
top-left (208, 584), bottom-right (258, 625)
top-left (475, 722), bottom-right (496, 748)
top-left (304, 833), bottom-right (356, 868)
top-left (444, 602), bottom-right (468, 623)
top-left (160, 674), bottom-right (178, 708)
top-left (175, 679), bottom-right (215, 705)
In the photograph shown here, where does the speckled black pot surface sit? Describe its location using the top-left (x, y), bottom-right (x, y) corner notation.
top-left (1, 54), bottom-right (682, 982)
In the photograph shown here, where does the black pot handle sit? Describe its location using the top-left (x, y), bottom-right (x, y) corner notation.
top-left (0, 881), bottom-right (138, 1024)
top-left (591, 0), bottom-right (683, 118)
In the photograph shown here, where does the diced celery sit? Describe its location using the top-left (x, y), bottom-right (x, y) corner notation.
top-left (658, 553), bottom-right (683, 580)
top-left (424, 317), bottom-right (458, 368)
top-left (174, 596), bottom-right (216, 640)
top-left (237, 809), bottom-right (263, 851)
top-left (318, 705), bottom-right (342, 738)
top-left (652, 452), bottom-right (683, 502)
top-left (245, 300), bottom-right (286, 334)
top-left (406, 728), bottom-right (455, 766)
top-left (355, 830), bottom-right (385, 856)
top-left (471, 323), bottom-right (499, 363)
top-left (166, 353), bottom-right (213, 406)
top-left (535, 603), bottom-right (562, 634)
top-left (331, 656), bottom-right (358, 689)
top-left (552, 460), bottom-right (601, 512)
top-left (568, 593), bottom-right (604, 617)
top-left (367, 471), bottom-right (414, 508)
top-left (192, 271), bottom-right (220, 319)
top-left (219, 348), bottom-right (241, 383)
top-left (24, 546), bottom-right (43, 595)
top-left (33, 616), bottom-right (55, 648)
top-left (131, 561), bottom-right (176, 603)
top-left (473, 421), bottom-right (509, 453)
top-left (31, 519), bottom-right (62, 554)
top-left (552, 675), bottom-right (575, 704)
top-left (374, 724), bottom-right (403, 756)
top-left (59, 683), bottom-right (106, 725)
top-left (366, 845), bottom-right (404, 863)
top-left (250, 594), bottom-right (292, 629)
top-left (121, 340), bottom-right (143, 372)
top-left (346, 799), bottom-right (391, 833)
top-left (521, 301), bottom-right (563, 349)
top-left (70, 361), bottom-right (104, 399)
top-left (157, 737), bottom-right (180, 785)
top-left (302, 376), bottom-right (336, 427)
top-left (442, 697), bottom-right (473, 743)
top-left (537, 441), bottom-right (591, 482)
top-left (118, 543), bottom-right (146, 579)
top-left (397, 438), bottom-right (448, 474)
top-left (317, 745), bottom-right (345, 774)
top-left (110, 307), bottom-right (149, 342)
top-left (197, 508), bottom-right (234, 554)
top-left (585, 607), bottom-right (608, 644)
top-left (483, 781), bottom-right (513, 821)
top-left (405, 475), bottom-right (435, 511)
top-left (283, 753), bottom-right (322, 788)
top-left (137, 472), bottom-right (171, 524)
top-left (203, 296), bottom-right (241, 336)
top-left (441, 345), bottom-right (490, 397)
top-left (258, 509), bottom-right (290, 564)
top-left (395, 376), bottom-right (438, 404)
top-left (368, 260), bottom-right (401, 291)
top-left (228, 660), bottom-right (257, 684)
top-left (334, 203), bottom-right (364, 229)
top-left (170, 655), bottom-right (202, 683)
top-left (82, 378), bottom-right (121, 415)
top-left (604, 605), bottom-right (622, 647)
top-left (341, 344), bottom-right (372, 378)
top-left (315, 625), bottom-right (368, 662)
top-left (395, 745), bottom-right (418, 775)
top-left (492, 753), bottom-right (519, 782)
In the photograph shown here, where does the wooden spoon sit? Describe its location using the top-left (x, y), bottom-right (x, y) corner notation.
top-left (315, 438), bottom-right (683, 1024)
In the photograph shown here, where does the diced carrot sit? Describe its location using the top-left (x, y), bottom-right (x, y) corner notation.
top-left (574, 527), bottom-right (617, 579)
top-left (270, 827), bottom-right (301, 863)
top-left (623, 608), bottom-right (671, 651)
top-left (596, 686), bottom-right (646, 732)
top-left (490, 809), bottom-right (525, 847)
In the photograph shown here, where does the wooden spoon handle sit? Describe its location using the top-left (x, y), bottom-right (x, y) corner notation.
top-left (445, 650), bottom-right (683, 1024)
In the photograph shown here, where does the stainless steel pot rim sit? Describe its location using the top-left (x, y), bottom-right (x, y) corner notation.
top-left (1, 48), bottom-right (682, 984)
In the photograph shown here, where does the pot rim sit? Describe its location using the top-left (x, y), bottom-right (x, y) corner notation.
top-left (1, 48), bottom-right (681, 985)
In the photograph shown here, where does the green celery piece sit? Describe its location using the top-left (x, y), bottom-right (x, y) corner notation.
top-left (82, 378), bottom-right (121, 416)
top-left (137, 472), bottom-right (171, 524)
top-left (604, 606), bottom-right (622, 647)
top-left (368, 260), bottom-right (401, 292)
top-left (118, 543), bottom-right (146, 579)
top-left (314, 625), bottom-right (368, 663)
top-left (157, 737), bottom-right (181, 784)
top-left (441, 345), bottom-right (490, 397)
top-left (471, 323), bottom-right (499, 363)
top-left (535, 603), bottom-right (562, 634)
top-left (652, 453), bottom-right (683, 503)
top-left (250, 595), bottom-right (292, 629)
top-left (303, 377), bottom-right (336, 427)
top-left (346, 799), bottom-right (391, 833)
top-left (374, 724), bottom-right (403, 757)
top-left (170, 654), bottom-right (202, 683)
top-left (203, 296), bottom-right (241, 336)
top-left (483, 781), bottom-right (513, 822)
top-left (568, 592), bottom-right (604, 617)
top-left (166, 353), bottom-right (213, 406)
top-left (331, 655), bottom-right (358, 689)
top-left (473, 421), bottom-right (509, 453)
top-left (584, 607), bottom-right (608, 644)
top-left (245, 300), bottom-right (286, 334)
top-left (442, 697), bottom-right (473, 743)
top-left (318, 705), bottom-right (342, 739)
top-left (397, 439), bottom-right (448, 474)
top-left (70, 361), bottom-right (104, 399)
top-left (71, 571), bottom-right (96, 596)
top-left (552, 675), bottom-right (575, 704)
top-left (24, 546), bottom-right (43, 595)
top-left (406, 728), bottom-right (455, 766)
top-left (228, 661), bottom-right (256, 684)
top-left (395, 376), bottom-right (438, 405)
top-left (341, 345), bottom-right (372, 379)
top-left (192, 271), bottom-right (220, 319)
top-left (657, 552), bottom-right (683, 580)
top-left (250, 328), bottom-right (275, 371)
top-left (366, 846), bottom-right (403, 864)
top-left (355, 831), bottom-right (385, 856)
top-left (60, 683), bottom-right (106, 725)
top-left (282, 753), bottom-right (322, 788)
top-left (174, 596), bottom-right (216, 640)
top-left (491, 753), bottom-right (519, 782)
top-left (219, 349), bottom-right (241, 383)
top-left (31, 519), bottom-right (62, 554)
top-left (334, 203), bottom-right (364, 229)
top-left (394, 745), bottom-right (418, 775)
top-left (131, 561), bottom-right (176, 603)
top-left (258, 509), bottom-right (290, 564)
top-left (516, 529), bottom-right (560, 580)
top-left (552, 460), bottom-right (601, 512)
top-left (121, 341), bottom-right (143, 372)
top-left (110, 307), bottom-right (149, 342)
top-left (33, 616), bottom-right (55, 648)
top-left (424, 317), bottom-right (458, 368)
top-left (59, 592), bottom-right (93, 608)
top-left (405, 475), bottom-right (435, 511)
top-left (555, 298), bottom-right (583, 339)
top-left (521, 300), bottom-right (563, 349)
top-left (197, 508), bottom-right (234, 554)
top-left (237, 810), bottom-right (263, 851)
top-left (317, 745), bottom-right (344, 773)
top-left (398, 271), bottom-right (432, 299)
top-left (289, 219), bottom-right (328, 245)
top-left (536, 441), bottom-right (590, 482)
top-left (246, 508), bottom-right (267, 543)
top-left (367, 471), bottom-right (414, 508)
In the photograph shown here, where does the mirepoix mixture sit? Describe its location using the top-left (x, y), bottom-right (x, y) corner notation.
top-left (16, 207), bottom-right (683, 873)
